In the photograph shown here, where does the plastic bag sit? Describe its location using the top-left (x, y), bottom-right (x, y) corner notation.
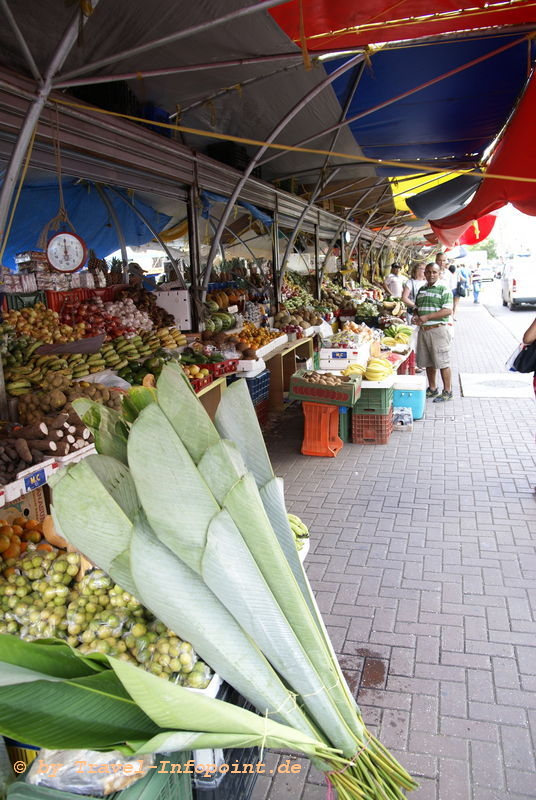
top-left (506, 345), bottom-right (522, 372)
top-left (26, 749), bottom-right (154, 795)
top-left (511, 341), bottom-right (536, 373)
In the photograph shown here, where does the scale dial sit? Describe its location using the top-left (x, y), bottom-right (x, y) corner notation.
top-left (46, 232), bottom-right (87, 273)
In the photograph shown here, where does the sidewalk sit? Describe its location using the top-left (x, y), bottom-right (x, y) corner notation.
top-left (252, 300), bottom-right (536, 800)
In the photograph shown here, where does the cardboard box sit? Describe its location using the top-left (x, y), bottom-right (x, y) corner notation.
top-left (1, 487), bottom-right (47, 522)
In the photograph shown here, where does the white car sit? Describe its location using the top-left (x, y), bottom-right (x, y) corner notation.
top-left (501, 257), bottom-right (536, 309)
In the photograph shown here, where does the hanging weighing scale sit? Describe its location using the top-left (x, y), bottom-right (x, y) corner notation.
top-left (46, 230), bottom-right (88, 273)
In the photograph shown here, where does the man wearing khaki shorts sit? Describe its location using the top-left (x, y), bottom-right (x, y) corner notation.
top-left (412, 263), bottom-right (453, 403)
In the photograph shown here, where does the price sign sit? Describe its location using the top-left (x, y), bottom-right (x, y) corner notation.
top-left (24, 468), bottom-right (47, 493)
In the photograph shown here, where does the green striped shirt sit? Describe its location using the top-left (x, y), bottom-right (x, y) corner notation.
top-left (415, 284), bottom-right (453, 326)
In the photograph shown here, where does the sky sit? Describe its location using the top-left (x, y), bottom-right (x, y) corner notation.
top-left (493, 205), bottom-right (536, 257)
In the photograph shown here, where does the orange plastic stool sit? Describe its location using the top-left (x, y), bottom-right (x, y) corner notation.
top-left (301, 402), bottom-right (343, 457)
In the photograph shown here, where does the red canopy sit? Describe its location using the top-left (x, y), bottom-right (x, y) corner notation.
top-left (430, 70), bottom-right (536, 246)
top-left (270, 1), bottom-right (536, 49)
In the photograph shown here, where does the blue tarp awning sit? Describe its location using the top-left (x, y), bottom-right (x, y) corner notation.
top-left (1, 179), bottom-right (171, 271)
top-left (325, 32), bottom-right (536, 176)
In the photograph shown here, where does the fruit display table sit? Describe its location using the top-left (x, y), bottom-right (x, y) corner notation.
top-left (264, 337), bottom-right (314, 412)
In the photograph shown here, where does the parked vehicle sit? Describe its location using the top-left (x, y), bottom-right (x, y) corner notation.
top-left (501, 256), bottom-right (536, 309)
top-left (480, 264), bottom-right (495, 282)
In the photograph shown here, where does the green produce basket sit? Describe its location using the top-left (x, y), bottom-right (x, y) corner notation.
top-left (353, 387), bottom-right (393, 416)
top-left (7, 753), bottom-right (193, 800)
top-left (338, 407), bottom-right (350, 443)
top-left (5, 291), bottom-right (47, 310)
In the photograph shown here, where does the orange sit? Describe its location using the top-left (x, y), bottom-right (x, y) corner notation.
top-left (0, 535), bottom-right (10, 553)
top-left (3, 543), bottom-right (20, 558)
top-left (0, 526), bottom-right (13, 538)
top-left (11, 525), bottom-right (23, 536)
top-left (24, 520), bottom-right (41, 531)
top-left (36, 542), bottom-right (54, 552)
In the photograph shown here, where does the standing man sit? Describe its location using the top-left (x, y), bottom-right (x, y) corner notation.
top-left (412, 262), bottom-right (454, 403)
top-left (383, 262), bottom-right (405, 298)
top-left (471, 263), bottom-right (482, 303)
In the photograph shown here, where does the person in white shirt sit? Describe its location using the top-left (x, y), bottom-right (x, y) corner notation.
top-left (402, 263), bottom-right (426, 319)
top-left (383, 263), bottom-right (405, 298)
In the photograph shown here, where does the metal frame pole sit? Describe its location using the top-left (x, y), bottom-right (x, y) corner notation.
top-left (314, 222), bottom-right (321, 301)
top-left (0, 0), bottom-right (41, 82)
top-left (0, 0), bottom-right (100, 244)
top-left (56, 0), bottom-right (291, 82)
top-left (187, 183), bottom-right (201, 332)
top-left (53, 53), bottom-right (306, 90)
top-left (201, 52), bottom-right (366, 302)
top-left (93, 183), bottom-right (129, 278)
top-left (276, 60), bottom-right (366, 295)
top-left (106, 186), bottom-right (186, 288)
top-left (271, 201), bottom-right (281, 312)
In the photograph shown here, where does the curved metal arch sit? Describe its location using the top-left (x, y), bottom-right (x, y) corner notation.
top-left (201, 52), bottom-right (366, 302)
top-left (105, 186), bottom-right (186, 288)
top-left (276, 60), bottom-right (367, 296)
top-left (0, 1), bottom-right (100, 244)
top-left (93, 183), bottom-right (129, 277)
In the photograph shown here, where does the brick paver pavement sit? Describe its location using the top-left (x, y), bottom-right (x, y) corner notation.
top-left (251, 299), bottom-right (536, 800)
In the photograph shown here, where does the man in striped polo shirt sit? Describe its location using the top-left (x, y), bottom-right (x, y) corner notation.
top-left (412, 262), bottom-right (453, 403)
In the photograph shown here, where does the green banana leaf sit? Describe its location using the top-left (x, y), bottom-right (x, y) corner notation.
top-left (0, 638), bottom-right (333, 763)
top-left (0, 635), bottom-right (103, 679)
top-left (127, 514), bottom-right (319, 740)
top-left (51, 456), bottom-right (135, 580)
top-left (128, 404), bottom-right (219, 574)
top-left (0, 666), bottom-right (161, 750)
top-left (157, 363), bottom-right (220, 464)
top-left (72, 398), bottom-right (128, 464)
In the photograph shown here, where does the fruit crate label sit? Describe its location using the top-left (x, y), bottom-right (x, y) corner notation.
top-left (24, 468), bottom-right (47, 493)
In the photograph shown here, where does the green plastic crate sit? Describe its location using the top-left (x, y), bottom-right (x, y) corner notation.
top-left (353, 386), bottom-right (393, 415)
top-left (312, 351), bottom-right (320, 370)
top-left (5, 291), bottom-right (47, 310)
top-left (7, 753), bottom-right (193, 800)
top-left (338, 407), bottom-right (350, 443)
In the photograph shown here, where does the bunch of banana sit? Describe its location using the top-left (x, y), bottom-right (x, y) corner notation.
top-left (381, 336), bottom-right (398, 347)
top-left (364, 357), bottom-right (394, 382)
top-left (383, 324), bottom-right (413, 339)
top-left (150, 327), bottom-right (187, 349)
top-left (287, 513), bottom-right (309, 551)
top-left (342, 362), bottom-right (366, 377)
top-left (382, 300), bottom-right (405, 317)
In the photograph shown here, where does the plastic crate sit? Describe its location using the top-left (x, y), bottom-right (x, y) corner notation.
top-left (352, 408), bottom-right (393, 445)
top-left (301, 402), bottom-right (343, 457)
top-left (190, 375), bottom-right (213, 393)
top-left (4, 291), bottom-right (47, 310)
top-left (193, 683), bottom-right (258, 797)
top-left (313, 351), bottom-right (320, 370)
top-left (45, 288), bottom-right (91, 312)
top-left (397, 350), bottom-right (416, 375)
top-left (289, 370), bottom-right (361, 408)
top-left (254, 397), bottom-right (269, 426)
top-left (353, 387), bottom-right (393, 415)
top-left (204, 359), bottom-right (239, 377)
top-left (7, 752), bottom-right (193, 800)
top-left (228, 369), bottom-right (270, 403)
top-left (338, 407), bottom-right (350, 443)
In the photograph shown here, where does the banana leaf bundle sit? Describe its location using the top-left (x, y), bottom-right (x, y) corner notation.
top-left (44, 366), bottom-right (416, 799)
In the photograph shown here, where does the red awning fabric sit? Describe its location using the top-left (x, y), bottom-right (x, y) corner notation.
top-left (270, 1), bottom-right (536, 49)
top-left (458, 214), bottom-right (497, 245)
top-left (430, 70), bottom-right (536, 246)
